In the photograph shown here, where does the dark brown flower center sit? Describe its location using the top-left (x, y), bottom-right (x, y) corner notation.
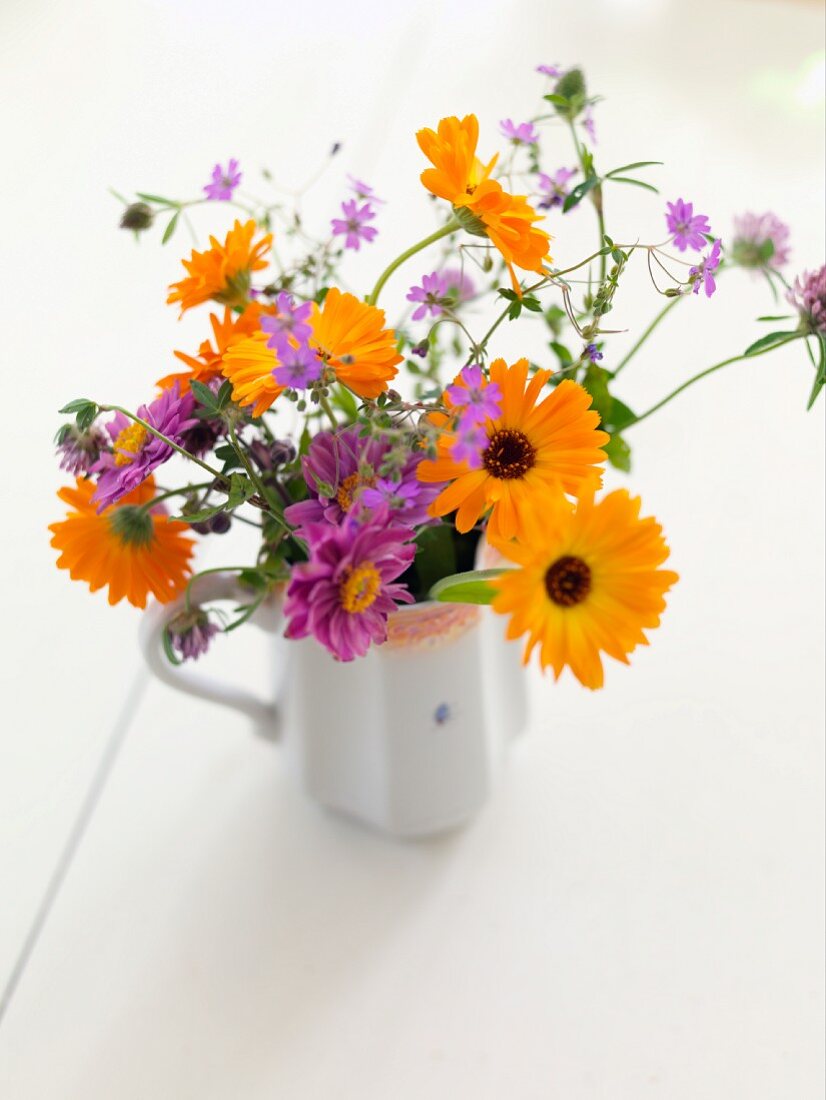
top-left (544, 555), bottom-right (592, 607)
top-left (482, 429), bottom-right (536, 480)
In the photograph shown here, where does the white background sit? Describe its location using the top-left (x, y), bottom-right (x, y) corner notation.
top-left (0, 0), bottom-right (824, 1096)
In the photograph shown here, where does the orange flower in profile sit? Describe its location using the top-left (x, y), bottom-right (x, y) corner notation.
top-left (491, 488), bottom-right (679, 689)
top-left (157, 303), bottom-right (267, 392)
top-left (416, 114), bottom-right (551, 294)
top-left (167, 220), bottom-right (272, 314)
top-left (49, 476), bottom-right (194, 608)
top-left (222, 288), bottom-right (402, 416)
top-left (418, 358), bottom-right (607, 543)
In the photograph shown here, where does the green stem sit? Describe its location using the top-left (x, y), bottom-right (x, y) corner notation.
top-left (367, 219), bottom-right (461, 306)
top-left (613, 296), bottom-right (681, 376)
top-left (138, 481), bottom-right (214, 512)
top-left (318, 393), bottom-right (338, 429)
top-left (184, 565), bottom-right (254, 613)
top-left (99, 405), bottom-right (227, 483)
top-left (227, 422), bottom-right (289, 531)
top-left (567, 120), bottom-right (606, 283)
top-left (624, 336), bottom-right (802, 428)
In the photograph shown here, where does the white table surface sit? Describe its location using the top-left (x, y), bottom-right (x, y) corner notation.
top-left (1, 0), bottom-right (824, 1096)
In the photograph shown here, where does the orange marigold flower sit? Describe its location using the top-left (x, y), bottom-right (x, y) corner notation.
top-left (418, 358), bottom-right (608, 543)
top-left (157, 303), bottom-right (267, 392)
top-left (490, 488), bottom-right (679, 689)
top-left (222, 288), bottom-right (402, 416)
top-left (49, 476), bottom-right (194, 609)
top-left (417, 114), bottom-right (551, 294)
top-left (166, 219), bottom-right (272, 314)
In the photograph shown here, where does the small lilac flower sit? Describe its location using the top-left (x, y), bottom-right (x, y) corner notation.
top-left (441, 268), bottom-right (476, 303)
top-left (260, 292), bottom-right (314, 351)
top-left (666, 198), bottom-right (712, 252)
top-left (91, 384), bottom-right (198, 512)
top-left (347, 175), bottom-right (384, 204)
top-left (689, 239), bottom-right (723, 298)
top-left (585, 343), bottom-right (603, 363)
top-left (407, 272), bottom-right (448, 321)
top-left (167, 609), bottom-right (220, 662)
top-left (450, 422), bottom-right (488, 469)
top-left (537, 167), bottom-right (578, 210)
top-left (536, 64), bottom-right (565, 78)
top-left (787, 265), bottom-right (826, 335)
top-left (273, 341), bottom-right (323, 389)
top-left (56, 424), bottom-right (106, 475)
top-left (582, 107), bottom-right (597, 145)
top-left (446, 365), bottom-right (503, 425)
top-left (499, 119), bottom-right (540, 145)
top-left (360, 478), bottom-right (423, 517)
top-left (284, 509), bottom-right (415, 662)
top-left (731, 211), bottom-right (792, 270)
top-left (203, 159), bottom-right (242, 201)
top-left (331, 199), bottom-right (378, 251)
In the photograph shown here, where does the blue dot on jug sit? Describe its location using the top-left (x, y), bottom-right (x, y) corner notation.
top-left (433, 703), bottom-right (451, 725)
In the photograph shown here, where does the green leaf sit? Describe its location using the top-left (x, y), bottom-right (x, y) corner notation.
top-left (134, 192), bottom-right (177, 205)
top-left (189, 380), bottom-right (221, 412)
top-left (543, 93), bottom-right (570, 107)
top-left (806, 334), bottom-right (825, 411)
top-left (756, 314), bottom-right (793, 322)
top-left (215, 380), bottom-right (233, 410)
top-left (59, 398), bottom-right (95, 415)
top-left (562, 176), bottom-right (600, 213)
top-left (226, 473), bottom-right (256, 510)
top-left (429, 568), bottom-right (510, 605)
top-left (549, 340), bottom-right (574, 367)
top-left (174, 503), bottom-right (227, 524)
top-left (161, 625), bottom-right (183, 666)
top-left (743, 331), bottom-right (797, 356)
top-left (414, 525), bottom-right (457, 600)
top-left (108, 187), bottom-right (129, 205)
top-left (507, 301), bottom-right (522, 321)
top-left (332, 384), bottom-right (358, 419)
top-left (606, 398), bottom-right (637, 433)
top-left (604, 433), bottom-right (631, 472)
top-left (521, 295), bottom-right (543, 313)
top-left (607, 176), bottom-right (659, 194)
top-left (497, 287), bottom-right (518, 301)
top-left (604, 161), bottom-right (663, 177)
top-left (161, 210), bottom-right (180, 244)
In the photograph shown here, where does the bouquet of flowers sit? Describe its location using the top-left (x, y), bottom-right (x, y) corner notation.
top-left (50, 65), bottom-right (824, 690)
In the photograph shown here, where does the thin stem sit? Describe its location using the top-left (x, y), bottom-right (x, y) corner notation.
top-left (98, 405), bottom-right (227, 483)
top-left (318, 393), bottom-right (339, 429)
top-left (613, 297), bottom-right (681, 376)
top-left (567, 120), bottom-right (606, 283)
top-left (227, 422), bottom-right (289, 531)
top-left (138, 481), bottom-right (214, 512)
top-left (184, 565), bottom-right (253, 613)
top-left (367, 219), bottom-right (462, 306)
top-left (624, 336), bottom-right (802, 428)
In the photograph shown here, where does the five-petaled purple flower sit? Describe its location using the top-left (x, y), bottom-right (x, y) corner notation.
top-left (273, 342), bottom-right (323, 389)
top-left (537, 167), bottom-right (578, 210)
top-left (499, 119), bottom-right (540, 145)
top-left (260, 292), bottom-right (314, 352)
top-left (689, 239), bottom-right (723, 298)
top-left (203, 159), bottom-right (242, 201)
top-left (536, 64), bottom-right (565, 78)
top-left (91, 384), bottom-right (198, 512)
top-left (347, 175), bottom-right (384, 204)
top-left (283, 508), bottom-right (415, 662)
top-left (666, 198), bottom-right (712, 252)
top-left (450, 422), bottom-right (488, 469)
top-left (446, 365), bottom-right (503, 426)
top-left (407, 272), bottom-right (448, 321)
top-left (731, 211), bottom-right (791, 270)
top-left (331, 199), bottom-right (378, 251)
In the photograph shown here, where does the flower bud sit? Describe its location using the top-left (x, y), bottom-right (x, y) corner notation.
top-left (119, 202), bottom-right (154, 232)
top-left (210, 512), bottom-right (232, 534)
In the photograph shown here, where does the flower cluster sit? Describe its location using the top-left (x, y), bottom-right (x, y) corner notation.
top-left (50, 63), bottom-right (822, 689)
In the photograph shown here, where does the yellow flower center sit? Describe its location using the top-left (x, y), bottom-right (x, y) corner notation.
top-left (483, 428), bottom-right (536, 480)
top-left (339, 562), bottom-right (382, 614)
top-left (336, 472), bottom-right (376, 512)
top-left (113, 423), bottom-right (149, 466)
top-left (544, 555), bottom-right (592, 607)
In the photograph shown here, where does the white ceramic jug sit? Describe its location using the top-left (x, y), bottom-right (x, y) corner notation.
top-left (140, 572), bottom-right (528, 839)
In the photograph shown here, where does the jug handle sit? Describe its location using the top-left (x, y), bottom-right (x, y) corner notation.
top-left (138, 571), bottom-right (281, 740)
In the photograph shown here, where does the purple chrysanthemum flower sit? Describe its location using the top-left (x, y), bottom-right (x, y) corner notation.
top-left (407, 272), bottom-right (448, 321)
top-left (731, 211), bottom-right (792, 270)
top-left (585, 343), bottom-right (603, 363)
top-left (582, 107), bottom-right (597, 145)
top-left (331, 199), bottom-right (378, 251)
top-left (787, 265), bottom-right (826, 335)
top-left (689, 239), bottom-right (723, 298)
top-left (91, 384), bottom-right (198, 512)
top-left (203, 159), bottom-right (242, 201)
top-left (260, 292), bottom-right (313, 351)
top-left (347, 175), bottom-right (384, 204)
top-left (441, 268), bottom-right (476, 303)
top-left (446, 365), bottom-right (503, 425)
top-left (284, 509), bottom-right (415, 662)
top-left (499, 119), bottom-right (540, 145)
top-left (56, 424), bottom-right (106, 475)
top-left (537, 167), bottom-right (578, 210)
top-left (285, 428), bottom-right (442, 532)
top-left (450, 422), bottom-right (488, 469)
top-left (536, 64), bottom-right (565, 78)
top-left (666, 198), bottom-right (712, 252)
top-left (273, 341), bottom-right (323, 389)
top-left (167, 608), bottom-right (220, 662)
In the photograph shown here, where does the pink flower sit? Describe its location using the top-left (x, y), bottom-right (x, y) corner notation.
top-left (536, 64), bottom-right (565, 78)
top-left (407, 272), bottom-right (448, 321)
top-left (689, 239), bottom-right (723, 298)
top-left (446, 365), bottom-right (503, 426)
top-left (203, 159), bottom-right (242, 201)
top-left (666, 198), bottom-right (712, 252)
top-left (499, 119), bottom-right (540, 145)
top-left (537, 167), bottom-right (578, 210)
top-left (347, 175), bottom-right (384, 204)
top-left (787, 265), bottom-right (826, 335)
top-left (731, 211), bottom-right (791, 270)
top-left (273, 342), bottom-right (323, 389)
top-left (331, 199), bottom-right (378, 251)
top-left (450, 422), bottom-right (488, 469)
